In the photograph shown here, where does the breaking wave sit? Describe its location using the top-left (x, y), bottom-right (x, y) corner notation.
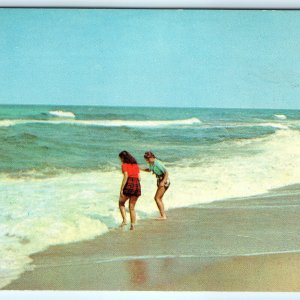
top-left (274, 114), bottom-right (287, 120)
top-left (48, 110), bottom-right (76, 118)
top-left (0, 117), bottom-right (202, 128)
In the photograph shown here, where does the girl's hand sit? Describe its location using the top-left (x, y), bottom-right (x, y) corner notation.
top-left (120, 191), bottom-right (125, 198)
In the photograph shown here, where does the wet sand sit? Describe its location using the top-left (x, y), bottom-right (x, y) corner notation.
top-left (4, 184), bottom-right (300, 291)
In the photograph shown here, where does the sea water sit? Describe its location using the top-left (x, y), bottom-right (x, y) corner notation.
top-left (0, 105), bottom-right (300, 287)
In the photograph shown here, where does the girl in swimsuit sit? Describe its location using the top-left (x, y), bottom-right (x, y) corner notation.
top-left (119, 151), bottom-right (141, 230)
top-left (142, 151), bottom-right (170, 220)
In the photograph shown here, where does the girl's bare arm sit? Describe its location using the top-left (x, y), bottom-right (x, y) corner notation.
top-left (120, 172), bottom-right (128, 195)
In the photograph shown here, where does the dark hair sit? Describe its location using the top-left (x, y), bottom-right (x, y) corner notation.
top-left (144, 151), bottom-right (156, 159)
top-left (119, 151), bottom-right (138, 164)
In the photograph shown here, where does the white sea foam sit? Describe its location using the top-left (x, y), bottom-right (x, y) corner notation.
top-left (257, 122), bottom-right (289, 129)
top-left (0, 128), bottom-right (300, 288)
top-left (0, 118), bottom-right (292, 130)
top-left (48, 110), bottom-right (76, 118)
top-left (201, 122), bottom-right (289, 130)
top-left (0, 117), bottom-right (201, 128)
top-left (168, 129), bottom-right (300, 209)
top-left (0, 171), bottom-right (114, 288)
top-left (0, 120), bottom-right (19, 127)
top-left (76, 117), bottom-right (202, 127)
top-left (274, 114), bottom-right (287, 120)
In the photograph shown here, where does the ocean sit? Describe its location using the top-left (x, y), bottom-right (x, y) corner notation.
top-left (1, 105), bottom-right (300, 288)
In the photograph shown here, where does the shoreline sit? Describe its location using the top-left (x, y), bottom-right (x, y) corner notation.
top-left (4, 184), bottom-right (300, 291)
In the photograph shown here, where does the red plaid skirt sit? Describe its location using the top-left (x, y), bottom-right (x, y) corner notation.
top-left (123, 177), bottom-right (141, 197)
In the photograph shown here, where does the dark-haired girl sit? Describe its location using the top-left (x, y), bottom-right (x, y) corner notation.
top-left (118, 151), bottom-right (141, 230)
top-left (142, 151), bottom-right (170, 220)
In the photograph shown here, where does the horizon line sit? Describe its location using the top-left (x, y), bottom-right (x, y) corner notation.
top-left (0, 103), bottom-right (299, 110)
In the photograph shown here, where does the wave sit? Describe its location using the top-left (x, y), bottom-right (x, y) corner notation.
top-left (257, 122), bottom-right (289, 129)
top-left (0, 120), bottom-right (18, 127)
top-left (88, 117), bottom-right (202, 127)
top-left (0, 117), bottom-right (202, 128)
top-left (48, 110), bottom-right (76, 118)
top-left (202, 122), bottom-right (290, 130)
top-left (274, 114), bottom-right (287, 120)
top-left (1, 118), bottom-right (294, 131)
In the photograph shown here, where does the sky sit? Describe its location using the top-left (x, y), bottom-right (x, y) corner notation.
top-left (0, 9), bottom-right (300, 109)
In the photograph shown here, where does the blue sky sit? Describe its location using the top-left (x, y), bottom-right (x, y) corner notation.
top-left (0, 9), bottom-right (300, 109)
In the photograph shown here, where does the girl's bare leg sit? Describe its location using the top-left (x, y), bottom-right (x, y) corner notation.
top-left (119, 195), bottom-right (129, 226)
top-left (154, 187), bottom-right (167, 219)
top-left (129, 196), bottom-right (138, 230)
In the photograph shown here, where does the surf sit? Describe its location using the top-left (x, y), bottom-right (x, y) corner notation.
top-left (0, 117), bottom-right (202, 128)
top-left (48, 110), bottom-right (76, 118)
top-left (274, 114), bottom-right (287, 120)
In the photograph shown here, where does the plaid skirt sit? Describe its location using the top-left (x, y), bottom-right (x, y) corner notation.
top-left (123, 177), bottom-right (141, 197)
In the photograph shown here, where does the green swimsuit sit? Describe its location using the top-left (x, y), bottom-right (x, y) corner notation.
top-left (148, 160), bottom-right (170, 189)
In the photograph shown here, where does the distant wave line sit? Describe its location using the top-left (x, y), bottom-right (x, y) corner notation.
top-left (0, 119), bottom-right (297, 131)
top-left (0, 118), bottom-right (201, 128)
top-left (200, 122), bottom-right (290, 130)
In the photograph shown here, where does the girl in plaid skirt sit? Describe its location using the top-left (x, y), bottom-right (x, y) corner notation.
top-left (119, 150), bottom-right (141, 230)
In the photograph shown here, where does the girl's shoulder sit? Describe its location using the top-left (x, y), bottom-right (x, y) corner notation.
top-left (121, 163), bottom-right (129, 172)
top-left (155, 159), bottom-right (165, 166)
top-left (154, 159), bottom-right (167, 171)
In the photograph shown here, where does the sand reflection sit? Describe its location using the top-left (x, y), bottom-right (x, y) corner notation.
top-left (127, 260), bottom-right (149, 287)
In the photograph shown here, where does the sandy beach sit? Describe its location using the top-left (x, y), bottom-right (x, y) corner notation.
top-left (4, 184), bottom-right (300, 291)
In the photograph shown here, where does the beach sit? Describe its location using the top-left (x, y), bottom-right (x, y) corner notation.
top-left (1, 7), bottom-right (300, 294)
top-left (4, 184), bottom-right (300, 291)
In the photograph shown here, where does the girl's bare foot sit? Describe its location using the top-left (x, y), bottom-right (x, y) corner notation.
top-left (130, 224), bottom-right (135, 230)
top-left (120, 221), bottom-right (127, 227)
top-left (156, 215), bottom-right (167, 220)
